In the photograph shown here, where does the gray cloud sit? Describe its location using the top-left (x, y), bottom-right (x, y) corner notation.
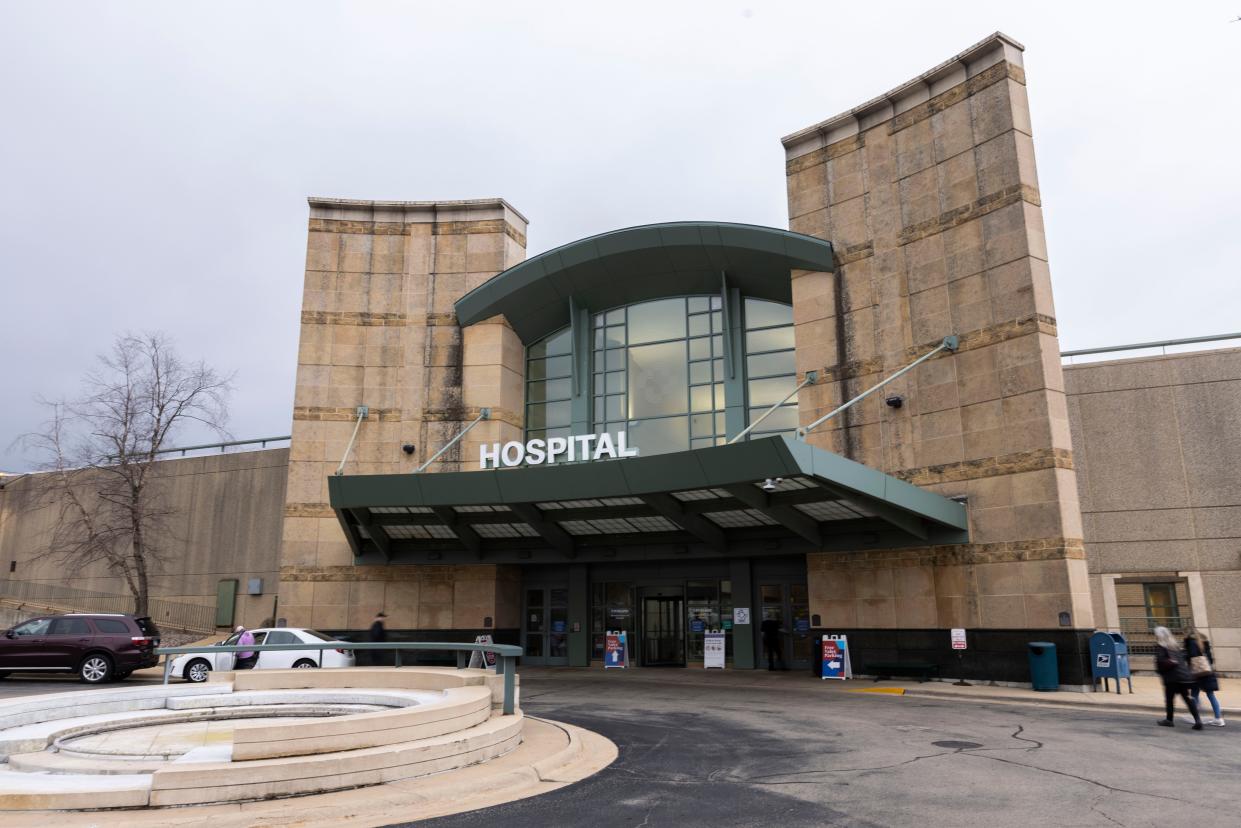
top-left (3, 1), bottom-right (1239, 471)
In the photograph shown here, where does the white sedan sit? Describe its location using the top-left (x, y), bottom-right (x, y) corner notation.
top-left (171, 628), bottom-right (356, 683)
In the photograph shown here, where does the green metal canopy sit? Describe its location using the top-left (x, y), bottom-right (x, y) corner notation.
top-left (454, 222), bottom-right (835, 343)
top-left (329, 436), bottom-right (967, 566)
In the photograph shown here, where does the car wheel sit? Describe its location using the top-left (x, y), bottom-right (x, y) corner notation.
top-left (293, 659), bottom-right (318, 669)
top-left (185, 659), bottom-right (211, 683)
top-left (79, 654), bottom-right (113, 684)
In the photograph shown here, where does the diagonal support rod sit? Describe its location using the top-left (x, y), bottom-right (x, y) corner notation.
top-left (415, 409), bottom-right (490, 473)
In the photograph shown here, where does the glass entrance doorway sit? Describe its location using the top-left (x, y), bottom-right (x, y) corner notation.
top-left (523, 587), bottom-right (568, 666)
top-left (641, 589), bottom-right (685, 666)
top-left (758, 582), bottom-right (812, 669)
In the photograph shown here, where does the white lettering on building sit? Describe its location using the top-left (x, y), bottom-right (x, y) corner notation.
top-left (480, 431), bottom-right (639, 469)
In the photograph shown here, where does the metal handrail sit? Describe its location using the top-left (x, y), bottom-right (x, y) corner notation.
top-left (156, 640), bottom-right (523, 714)
top-left (1061, 332), bottom-right (1241, 359)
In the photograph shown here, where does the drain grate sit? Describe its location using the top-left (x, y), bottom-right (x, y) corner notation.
top-left (932, 740), bottom-right (982, 749)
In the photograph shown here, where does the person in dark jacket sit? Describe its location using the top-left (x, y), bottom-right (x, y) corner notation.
top-left (760, 613), bottom-right (787, 671)
top-left (1183, 628), bottom-right (1225, 727)
top-left (1153, 626), bottom-right (1201, 729)
top-left (369, 611), bottom-right (388, 666)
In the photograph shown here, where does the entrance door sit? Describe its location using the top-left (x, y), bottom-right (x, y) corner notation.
top-left (758, 582), bottom-right (812, 670)
top-left (523, 587), bottom-right (569, 666)
top-left (641, 593), bottom-right (685, 666)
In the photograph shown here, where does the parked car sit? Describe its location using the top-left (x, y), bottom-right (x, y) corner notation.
top-left (0, 613), bottom-right (161, 683)
top-left (171, 627), bottom-right (356, 682)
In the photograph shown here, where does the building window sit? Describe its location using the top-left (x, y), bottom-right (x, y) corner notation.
top-left (743, 298), bottom-right (796, 437)
top-left (525, 295), bottom-right (795, 457)
top-left (525, 327), bottom-right (573, 443)
top-left (1115, 579), bottom-right (1191, 655)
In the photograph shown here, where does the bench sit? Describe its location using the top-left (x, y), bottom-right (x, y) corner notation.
top-left (865, 661), bottom-right (939, 683)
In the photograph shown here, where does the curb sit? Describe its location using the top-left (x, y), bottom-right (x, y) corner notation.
top-left (901, 686), bottom-right (1238, 717)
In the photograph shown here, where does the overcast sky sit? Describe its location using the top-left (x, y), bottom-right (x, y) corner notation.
top-left (2, 2), bottom-right (1239, 472)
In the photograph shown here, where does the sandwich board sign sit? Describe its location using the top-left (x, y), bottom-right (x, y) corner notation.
top-left (703, 630), bottom-right (726, 669)
top-left (468, 634), bottom-right (496, 669)
top-left (604, 630), bottom-right (629, 669)
top-left (821, 634), bottom-right (853, 680)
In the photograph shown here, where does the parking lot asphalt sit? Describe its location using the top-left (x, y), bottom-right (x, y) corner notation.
top-left (410, 670), bottom-right (1239, 828)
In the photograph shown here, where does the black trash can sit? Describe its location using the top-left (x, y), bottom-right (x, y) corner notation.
top-left (1027, 641), bottom-right (1059, 691)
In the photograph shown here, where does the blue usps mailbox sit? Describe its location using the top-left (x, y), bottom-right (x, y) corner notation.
top-left (1089, 631), bottom-right (1133, 694)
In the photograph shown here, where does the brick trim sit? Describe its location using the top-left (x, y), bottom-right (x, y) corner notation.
top-left (809, 536), bottom-right (1084, 571)
top-left (893, 447), bottom-right (1074, 486)
top-left (293, 406), bottom-right (402, 422)
top-left (898, 183), bottom-right (1041, 247)
top-left (283, 503), bottom-right (335, 518)
top-left (300, 311), bottom-right (406, 327)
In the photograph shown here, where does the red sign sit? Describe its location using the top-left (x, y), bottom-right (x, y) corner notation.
top-left (604, 631), bottom-right (628, 668)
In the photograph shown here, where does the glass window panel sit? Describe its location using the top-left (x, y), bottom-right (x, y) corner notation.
top-left (690, 385), bottom-right (714, 412)
top-left (542, 355), bottom-right (571, 378)
top-left (691, 437), bottom-right (714, 450)
top-left (713, 382), bottom-right (724, 410)
top-left (749, 376), bottom-right (797, 407)
top-left (606, 308), bottom-right (625, 325)
top-left (711, 334), bottom-right (722, 356)
top-left (710, 295), bottom-right (722, 310)
top-left (747, 351), bottom-right (796, 378)
top-left (628, 341), bottom-right (687, 417)
top-left (626, 416), bottom-right (689, 455)
top-left (606, 371), bottom-right (626, 394)
top-left (528, 400), bottom-right (572, 430)
top-left (528, 378), bottom-right (571, 403)
top-left (605, 349), bottom-right (626, 371)
top-left (748, 405), bottom-right (799, 432)
top-left (744, 298), bottom-right (793, 330)
top-left (605, 395), bottom-right (626, 420)
top-left (606, 421), bottom-right (624, 435)
top-left (605, 326), bottom-right (626, 348)
top-left (593, 313), bottom-right (605, 328)
top-left (627, 298), bottom-right (686, 345)
top-left (711, 311), bottom-right (723, 333)
top-left (528, 359), bottom-right (548, 381)
top-left (715, 412), bottom-right (727, 434)
top-left (688, 296), bottom-right (710, 312)
top-left (688, 314), bottom-right (710, 337)
top-left (689, 361), bottom-right (712, 385)
top-left (546, 426), bottom-right (572, 440)
top-left (712, 358), bottom-right (724, 382)
top-left (594, 374), bottom-right (605, 395)
top-left (593, 396), bottom-right (603, 420)
top-left (689, 337), bottom-right (711, 361)
top-left (745, 327), bottom-right (795, 353)
top-left (594, 328), bottom-right (604, 349)
top-left (690, 413), bottom-right (714, 436)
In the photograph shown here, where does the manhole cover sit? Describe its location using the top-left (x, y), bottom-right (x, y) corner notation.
top-left (932, 740), bottom-right (982, 749)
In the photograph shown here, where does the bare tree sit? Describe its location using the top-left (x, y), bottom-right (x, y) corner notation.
top-left (23, 333), bottom-right (232, 616)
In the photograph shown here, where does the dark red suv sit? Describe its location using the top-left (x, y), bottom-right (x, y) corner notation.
top-left (0, 613), bottom-right (161, 683)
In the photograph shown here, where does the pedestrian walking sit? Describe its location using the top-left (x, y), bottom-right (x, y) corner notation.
top-left (369, 611), bottom-right (388, 666)
top-left (1182, 628), bottom-right (1225, 727)
top-left (234, 625), bottom-right (258, 671)
top-left (1153, 625), bottom-right (1201, 730)
top-left (760, 612), bottom-right (787, 671)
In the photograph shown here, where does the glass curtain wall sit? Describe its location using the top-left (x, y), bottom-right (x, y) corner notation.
top-left (524, 295), bottom-right (797, 456)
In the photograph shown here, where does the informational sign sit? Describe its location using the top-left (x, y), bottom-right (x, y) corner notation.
top-left (1096, 653), bottom-right (1111, 668)
top-left (722, 619), bottom-right (733, 630)
top-left (821, 634), bottom-right (853, 680)
top-left (468, 634), bottom-right (496, 668)
top-left (552, 620), bottom-right (566, 633)
top-left (704, 630), bottom-right (726, 669)
top-left (794, 618), bottom-right (810, 634)
top-left (951, 628), bottom-right (967, 650)
top-left (690, 618), bottom-right (705, 633)
top-left (733, 607), bottom-right (751, 625)
top-left (604, 630), bottom-right (629, 669)
top-left (480, 431), bottom-right (639, 469)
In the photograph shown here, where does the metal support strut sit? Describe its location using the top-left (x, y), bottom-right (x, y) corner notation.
top-left (415, 408), bottom-right (490, 473)
top-left (334, 405), bottom-right (369, 476)
top-left (729, 371), bottom-right (818, 444)
top-left (799, 336), bottom-right (959, 438)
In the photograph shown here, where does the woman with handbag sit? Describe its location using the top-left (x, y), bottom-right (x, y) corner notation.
top-left (1183, 628), bottom-right (1225, 727)
top-left (1153, 626), bottom-right (1202, 730)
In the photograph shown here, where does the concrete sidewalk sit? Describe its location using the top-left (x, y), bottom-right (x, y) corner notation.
top-left (518, 666), bottom-right (1236, 718)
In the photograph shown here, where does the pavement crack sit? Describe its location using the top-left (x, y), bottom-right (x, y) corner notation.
top-left (744, 750), bottom-right (955, 783)
top-left (1090, 793), bottom-right (1127, 828)
top-left (964, 752), bottom-right (1202, 807)
top-left (1008, 724), bottom-right (1043, 749)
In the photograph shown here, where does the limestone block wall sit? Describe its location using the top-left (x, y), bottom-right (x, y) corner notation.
top-left (0, 449), bottom-right (287, 629)
top-left (1067, 348), bottom-right (1241, 673)
top-left (783, 32), bottom-right (1092, 643)
top-left (279, 198), bottom-right (528, 633)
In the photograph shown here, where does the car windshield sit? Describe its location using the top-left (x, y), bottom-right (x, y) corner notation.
top-left (302, 630), bottom-right (339, 642)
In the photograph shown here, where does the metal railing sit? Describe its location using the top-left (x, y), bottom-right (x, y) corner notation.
top-left (1118, 615), bottom-right (1191, 656)
top-left (0, 580), bottom-right (217, 634)
top-left (156, 640), bottom-right (523, 714)
top-left (1062, 332), bottom-right (1241, 364)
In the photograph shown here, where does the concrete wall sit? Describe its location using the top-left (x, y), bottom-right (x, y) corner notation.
top-left (0, 449), bottom-right (287, 629)
top-left (278, 198), bottom-right (528, 635)
top-left (783, 31), bottom-right (1092, 665)
top-left (1066, 348), bottom-right (1241, 672)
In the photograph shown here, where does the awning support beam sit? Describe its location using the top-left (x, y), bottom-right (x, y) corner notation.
top-left (415, 409), bottom-right (490, 473)
top-left (352, 508), bottom-right (391, 561)
top-left (430, 506), bottom-right (483, 559)
top-left (509, 503), bottom-right (577, 558)
top-left (334, 406), bottom-right (369, 476)
top-left (817, 483), bottom-right (929, 541)
top-left (728, 371), bottom-right (817, 444)
top-left (639, 493), bottom-right (728, 551)
top-left (799, 336), bottom-right (958, 438)
top-left (723, 484), bottom-right (823, 547)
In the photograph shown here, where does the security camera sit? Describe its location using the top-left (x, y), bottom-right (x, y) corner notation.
top-left (401, 444), bottom-right (416, 455)
top-left (885, 395), bottom-right (904, 409)
top-left (761, 477), bottom-right (783, 493)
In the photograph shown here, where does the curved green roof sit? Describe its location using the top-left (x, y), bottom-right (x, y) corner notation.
top-left (454, 221), bottom-right (835, 343)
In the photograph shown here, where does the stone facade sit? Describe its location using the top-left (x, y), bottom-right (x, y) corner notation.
top-left (1067, 347), bottom-right (1241, 673)
top-left (783, 33), bottom-right (1092, 641)
top-left (278, 198), bottom-right (528, 634)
